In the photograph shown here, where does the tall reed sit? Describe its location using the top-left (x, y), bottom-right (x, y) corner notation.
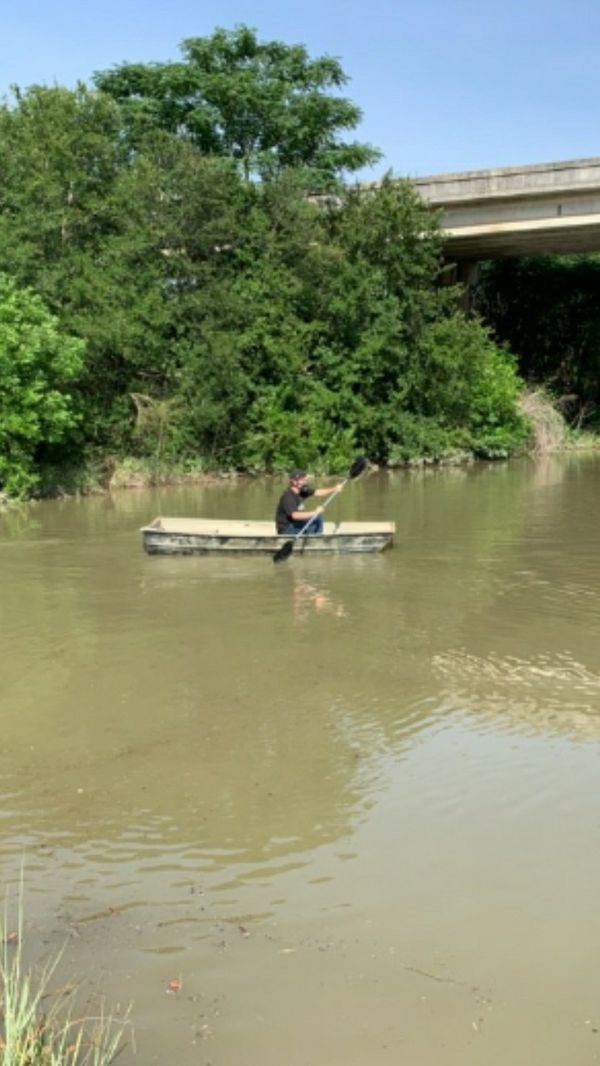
top-left (1, 895), bottom-right (131, 1065)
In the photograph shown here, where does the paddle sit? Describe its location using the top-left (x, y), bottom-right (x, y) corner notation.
top-left (273, 456), bottom-right (368, 564)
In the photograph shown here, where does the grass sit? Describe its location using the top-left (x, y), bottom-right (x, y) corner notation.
top-left (518, 387), bottom-right (568, 454)
top-left (1, 895), bottom-right (131, 1066)
top-left (518, 387), bottom-right (600, 455)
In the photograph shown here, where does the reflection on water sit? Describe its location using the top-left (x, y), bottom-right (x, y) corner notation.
top-left (434, 649), bottom-right (600, 738)
top-left (292, 577), bottom-right (348, 623)
top-left (2, 454), bottom-right (600, 1066)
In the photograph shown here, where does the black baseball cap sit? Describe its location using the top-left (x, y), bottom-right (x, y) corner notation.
top-left (289, 468), bottom-right (307, 480)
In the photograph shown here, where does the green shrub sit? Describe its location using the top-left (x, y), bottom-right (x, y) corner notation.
top-left (0, 274), bottom-right (83, 496)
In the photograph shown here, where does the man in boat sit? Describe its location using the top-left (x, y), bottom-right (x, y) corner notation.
top-left (275, 468), bottom-right (342, 536)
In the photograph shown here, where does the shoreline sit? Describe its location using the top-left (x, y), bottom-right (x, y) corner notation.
top-left (2, 437), bottom-right (599, 510)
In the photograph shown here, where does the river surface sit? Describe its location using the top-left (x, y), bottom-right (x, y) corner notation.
top-left (2, 455), bottom-right (600, 1065)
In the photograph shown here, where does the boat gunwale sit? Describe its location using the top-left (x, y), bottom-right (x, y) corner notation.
top-left (141, 516), bottom-right (396, 538)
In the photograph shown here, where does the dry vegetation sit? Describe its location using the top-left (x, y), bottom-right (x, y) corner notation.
top-left (518, 388), bottom-right (568, 454)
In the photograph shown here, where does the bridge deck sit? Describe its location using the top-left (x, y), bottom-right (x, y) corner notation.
top-left (412, 157), bottom-right (600, 258)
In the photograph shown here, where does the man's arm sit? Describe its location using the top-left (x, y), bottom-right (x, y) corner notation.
top-left (314, 484), bottom-right (344, 498)
top-left (289, 506), bottom-right (324, 521)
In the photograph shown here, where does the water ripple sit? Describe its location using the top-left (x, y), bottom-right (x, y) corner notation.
top-left (433, 649), bottom-right (600, 739)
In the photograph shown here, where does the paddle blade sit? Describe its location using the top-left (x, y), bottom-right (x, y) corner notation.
top-left (348, 455), bottom-right (368, 480)
top-left (273, 539), bottom-right (294, 564)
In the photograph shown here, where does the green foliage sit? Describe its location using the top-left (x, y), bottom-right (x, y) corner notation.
top-left (475, 255), bottom-right (600, 422)
top-left (418, 315), bottom-right (528, 451)
top-left (94, 25), bottom-right (381, 186)
top-left (0, 274), bottom-right (84, 495)
top-left (0, 34), bottom-right (528, 493)
top-left (226, 178), bottom-right (525, 468)
top-left (0, 84), bottom-right (126, 289)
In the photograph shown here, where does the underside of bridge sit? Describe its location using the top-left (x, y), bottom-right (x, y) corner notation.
top-left (444, 216), bottom-right (600, 259)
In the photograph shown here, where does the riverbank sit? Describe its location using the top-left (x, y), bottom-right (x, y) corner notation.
top-left (2, 444), bottom-right (598, 508)
top-left (43, 435), bottom-right (600, 495)
top-left (1, 394), bottom-right (598, 509)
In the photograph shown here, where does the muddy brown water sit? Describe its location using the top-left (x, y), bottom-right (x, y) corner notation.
top-left (2, 456), bottom-right (600, 1065)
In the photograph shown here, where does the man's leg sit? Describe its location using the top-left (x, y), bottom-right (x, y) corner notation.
top-left (285, 515), bottom-right (323, 535)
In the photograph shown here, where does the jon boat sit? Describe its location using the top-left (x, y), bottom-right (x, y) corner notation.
top-left (141, 517), bottom-right (395, 556)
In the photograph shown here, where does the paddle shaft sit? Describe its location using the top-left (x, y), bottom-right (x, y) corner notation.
top-left (293, 479), bottom-right (349, 536)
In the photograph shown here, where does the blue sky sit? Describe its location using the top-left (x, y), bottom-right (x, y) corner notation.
top-left (2, 0), bottom-right (599, 178)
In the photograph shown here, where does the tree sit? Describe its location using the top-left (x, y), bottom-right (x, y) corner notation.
top-left (58, 132), bottom-right (247, 452)
top-left (0, 69), bottom-right (526, 483)
top-left (0, 84), bottom-right (249, 454)
top-left (0, 84), bottom-right (126, 295)
top-left (94, 25), bottom-right (380, 186)
top-left (0, 274), bottom-right (84, 495)
top-left (234, 177), bottom-right (527, 468)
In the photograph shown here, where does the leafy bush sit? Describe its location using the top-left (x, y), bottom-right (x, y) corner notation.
top-left (0, 274), bottom-right (83, 496)
top-left (418, 315), bottom-right (528, 454)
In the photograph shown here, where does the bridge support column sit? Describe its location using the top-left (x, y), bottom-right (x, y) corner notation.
top-left (457, 260), bottom-right (480, 313)
top-left (441, 260), bottom-right (480, 312)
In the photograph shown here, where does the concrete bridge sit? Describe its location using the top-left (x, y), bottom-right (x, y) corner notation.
top-left (413, 157), bottom-right (600, 259)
